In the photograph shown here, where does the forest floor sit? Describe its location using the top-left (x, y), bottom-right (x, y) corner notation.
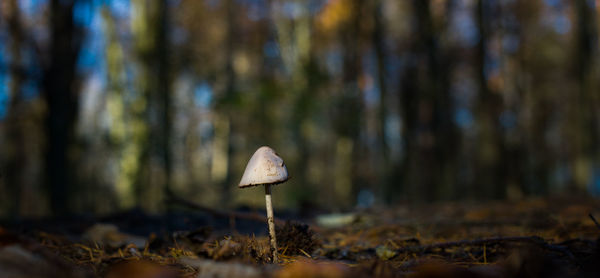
top-left (1, 196), bottom-right (600, 278)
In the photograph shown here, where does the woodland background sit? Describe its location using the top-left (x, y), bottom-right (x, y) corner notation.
top-left (0, 0), bottom-right (599, 217)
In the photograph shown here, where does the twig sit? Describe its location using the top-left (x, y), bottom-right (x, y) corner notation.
top-left (409, 236), bottom-right (537, 251)
top-left (166, 194), bottom-right (284, 226)
top-left (396, 236), bottom-right (576, 262)
top-left (588, 213), bottom-right (600, 231)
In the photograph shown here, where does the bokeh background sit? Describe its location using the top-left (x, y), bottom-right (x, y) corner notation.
top-left (0, 0), bottom-right (599, 217)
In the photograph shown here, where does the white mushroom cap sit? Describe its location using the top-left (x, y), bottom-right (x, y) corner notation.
top-left (239, 146), bottom-right (289, 188)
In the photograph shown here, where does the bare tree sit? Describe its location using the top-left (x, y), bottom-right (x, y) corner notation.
top-left (4, 0), bottom-right (26, 216)
top-left (42, 0), bottom-right (84, 215)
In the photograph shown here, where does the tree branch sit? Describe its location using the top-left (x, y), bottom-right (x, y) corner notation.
top-left (166, 194), bottom-right (285, 226)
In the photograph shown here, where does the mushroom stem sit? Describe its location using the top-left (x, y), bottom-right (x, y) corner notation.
top-left (265, 184), bottom-right (278, 263)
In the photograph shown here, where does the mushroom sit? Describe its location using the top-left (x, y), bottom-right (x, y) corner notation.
top-left (239, 146), bottom-right (289, 263)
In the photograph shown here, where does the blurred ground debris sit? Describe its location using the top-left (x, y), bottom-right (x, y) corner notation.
top-left (1, 197), bottom-right (600, 277)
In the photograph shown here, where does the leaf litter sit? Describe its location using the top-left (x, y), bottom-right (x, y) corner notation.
top-left (1, 196), bottom-right (600, 277)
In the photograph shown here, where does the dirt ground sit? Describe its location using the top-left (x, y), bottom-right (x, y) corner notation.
top-left (1, 196), bottom-right (599, 278)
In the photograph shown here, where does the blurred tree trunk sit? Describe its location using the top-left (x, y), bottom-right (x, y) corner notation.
top-left (130, 0), bottom-right (153, 208)
top-left (272, 0), bottom-right (317, 206)
top-left (42, 0), bottom-right (83, 215)
top-left (371, 0), bottom-right (389, 200)
top-left (221, 0), bottom-right (238, 207)
top-left (4, 0), bottom-right (25, 216)
top-left (475, 0), bottom-right (506, 199)
top-left (156, 0), bottom-right (172, 210)
top-left (412, 0), bottom-right (436, 201)
top-left (398, 0), bottom-right (456, 202)
top-left (339, 0), bottom-right (365, 206)
top-left (572, 0), bottom-right (598, 190)
top-left (511, 1), bottom-right (546, 196)
top-left (430, 1), bottom-right (457, 200)
top-left (502, 2), bottom-right (525, 197)
top-left (289, 54), bottom-right (321, 207)
top-left (130, 0), bottom-right (172, 211)
top-left (102, 7), bottom-right (130, 207)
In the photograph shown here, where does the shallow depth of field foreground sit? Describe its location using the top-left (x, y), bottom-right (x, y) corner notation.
top-left (2, 197), bottom-right (600, 277)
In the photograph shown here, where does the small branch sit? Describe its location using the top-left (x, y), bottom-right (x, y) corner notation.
top-left (166, 194), bottom-right (284, 226)
top-left (588, 213), bottom-right (600, 231)
top-left (412, 236), bottom-right (540, 251)
top-left (396, 236), bottom-right (576, 262)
